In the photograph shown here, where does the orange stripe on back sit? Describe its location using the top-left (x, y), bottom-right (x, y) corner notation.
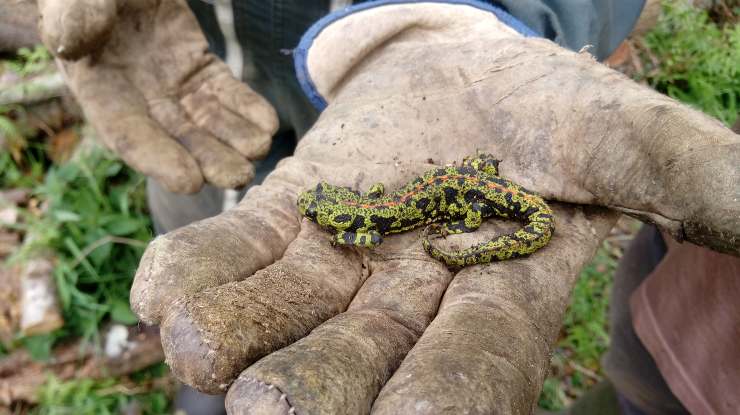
top-left (339, 174), bottom-right (539, 209)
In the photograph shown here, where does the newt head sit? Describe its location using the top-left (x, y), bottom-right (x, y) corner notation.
top-left (297, 190), bottom-right (319, 222)
top-left (298, 182), bottom-right (360, 228)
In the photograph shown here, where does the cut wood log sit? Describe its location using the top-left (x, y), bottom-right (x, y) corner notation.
top-left (0, 189), bottom-right (30, 206)
top-left (0, 255), bottom-right (63, 345)
top-left (19, 257), bottom-right (63, 337)
top-left (0, 0), bottom-right (41, 52)
top-left (0, 207), bottom-right (17, 227)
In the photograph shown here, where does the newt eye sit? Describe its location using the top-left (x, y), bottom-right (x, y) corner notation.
top-left (304, 202), bottom-right (318, 221)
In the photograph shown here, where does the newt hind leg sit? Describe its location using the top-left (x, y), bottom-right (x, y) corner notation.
top-left (427, 204), bottom-right (483, 237)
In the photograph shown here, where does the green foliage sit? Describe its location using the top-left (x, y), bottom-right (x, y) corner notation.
top-left (0, 145), bottom-right (45, 188)
top-left (33, 369), bottom-right (170, 415)
top-left (0, 106), bottom-right (23, 143)
top-left (5, 45), bottom-right (52, 76)
top-left (539, 377), bottom-right (569, 411)
top-left (559, 248), bottom-right (615, 367)
top-left (20, 334), bottom-right (57, 361)
top-left (0, 103), bottom-right (49, 189)
top-left (10, 146), bottom-right (152, 351)
top-left (538, 244), bottom-right (617, 410)
top-left (638, 1), bottom-right (740, 126)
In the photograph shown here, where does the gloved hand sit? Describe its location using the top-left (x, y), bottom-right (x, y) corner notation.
top-left (130, 3), bottom-right (740, 414)
top-left (38, 0), bottom-right (278, 194)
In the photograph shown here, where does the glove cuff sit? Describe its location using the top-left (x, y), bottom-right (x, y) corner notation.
top-left (294, 1), bottom-right (538, 111)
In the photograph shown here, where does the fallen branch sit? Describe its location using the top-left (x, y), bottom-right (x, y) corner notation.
top-left (0, 71), bottom-right (67, 107)
top-left (0, 325), bottom-right (165, 405)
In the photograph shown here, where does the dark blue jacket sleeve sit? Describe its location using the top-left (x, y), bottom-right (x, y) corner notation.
top-left (189, 0), bottom-right (645, 62)
top-left (491, 0), bottom-right (645, 60)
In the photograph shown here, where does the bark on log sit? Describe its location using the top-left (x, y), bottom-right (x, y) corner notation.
top-left (0, 189), bottom-right (30, 206)
top-left (0, 71), bottom-right (66, 107)
top-left (18, 257), bottom-right (63, 336)
top-left (0, 0), bottom-right (41, 52)
top-left (0, 232), bottom-right (19, 258)
top-left (0, 265), bottom-right (21, 347)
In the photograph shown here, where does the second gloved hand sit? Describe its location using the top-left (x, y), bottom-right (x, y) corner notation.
top-left (38, 0), bottom-right (279, 193)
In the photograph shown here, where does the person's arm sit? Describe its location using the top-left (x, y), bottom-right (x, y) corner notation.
top-left (493, 0), bottom-right (645, 60)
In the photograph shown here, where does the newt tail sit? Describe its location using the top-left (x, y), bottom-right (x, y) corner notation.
top-left (421, 202), bottom-right (554, 267)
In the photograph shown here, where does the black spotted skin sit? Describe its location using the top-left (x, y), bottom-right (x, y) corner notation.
top-left (297, 154), bottom-right (555, 267)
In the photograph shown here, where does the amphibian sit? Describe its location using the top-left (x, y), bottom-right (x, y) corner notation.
top-left (297, 153), bottom-right (554, 267)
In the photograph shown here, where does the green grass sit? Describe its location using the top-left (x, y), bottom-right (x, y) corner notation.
top-left (637, 1), bottom-right (740, 126)
top-left (538, 245), bottom-right (617, 411)
top-left (2, 46), bottom-right (168, 413)
top-left (5, 145), bottom-right (153, 358)
top-left (5, 45), bottom-right (52, 76)
top-left (2, 144), bottom-right (167, 413)
top-left (33, 363), bottom-right (171, 415)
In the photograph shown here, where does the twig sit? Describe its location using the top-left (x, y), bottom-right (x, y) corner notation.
top-left (95, 383), bottom-right (150, 397)
top-left (604, 234), bottom-right (635, 243)
top-left (568, 361), bottom-right (603, 382)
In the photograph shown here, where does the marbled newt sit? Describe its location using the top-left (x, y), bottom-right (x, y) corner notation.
top-left (297, 153), bottom-right (554, 267)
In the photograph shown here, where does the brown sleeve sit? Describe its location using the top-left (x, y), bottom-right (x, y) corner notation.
top-left (630, 237), bottom-right (740, 415)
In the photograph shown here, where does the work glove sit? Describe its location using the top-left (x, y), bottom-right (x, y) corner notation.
top-left (130, 3), bottom-right (740, 414)
top-left (38, 0), bottom-right (279, 194)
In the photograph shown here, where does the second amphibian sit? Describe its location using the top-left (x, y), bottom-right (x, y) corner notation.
top-left (297, 154), bottom-right (555, 267)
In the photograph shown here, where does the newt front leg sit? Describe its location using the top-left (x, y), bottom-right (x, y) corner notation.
top-left (366, 182), bottom-right (385, 199)
top-left (332, 230), bottom-right (383, 248)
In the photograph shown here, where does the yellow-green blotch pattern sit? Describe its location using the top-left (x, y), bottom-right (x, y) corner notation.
top-left (297, 154), bottom-right (555, 267)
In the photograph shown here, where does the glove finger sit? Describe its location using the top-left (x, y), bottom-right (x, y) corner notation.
top-left (182, 64), bottom-right (278, 160)
top-left (370, 205), bottom-right (616, 414)
top-left (159, 224), bottom-right (366, 394)
top-left (39, 0), bottom-right (117, 60)
top-left (150, 158), bottom-right (439, 393)
top-left (64, 61), bottom-right (203, 193)
top-left (149, 98), bottom-right (255, 189)
top-left (601, 105), bottom-right (739, 256)
top-left (225, 230), bottom-right (452, 415)
top-left (130, 158), bottom-right (308, 324)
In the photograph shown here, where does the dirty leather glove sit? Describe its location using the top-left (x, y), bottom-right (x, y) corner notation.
top-left (38, 0), bottom-right (279, 194)
top-left (130, 3), bottom-right (740, 414)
